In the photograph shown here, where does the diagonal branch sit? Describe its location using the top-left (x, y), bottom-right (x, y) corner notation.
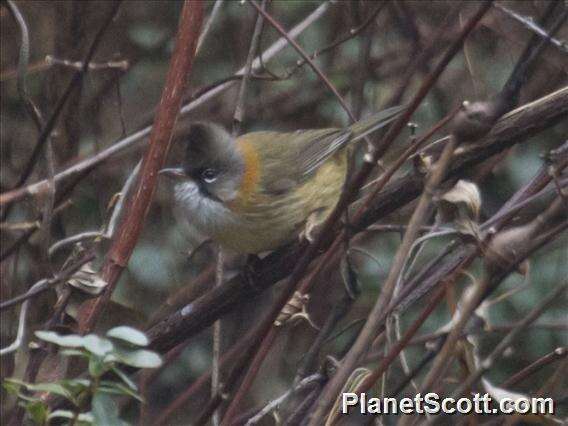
top-left (76, 0), bottom-right (204, 334)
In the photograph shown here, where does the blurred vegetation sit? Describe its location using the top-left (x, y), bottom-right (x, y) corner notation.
top-left (1, 1), bottom-right (566, 425)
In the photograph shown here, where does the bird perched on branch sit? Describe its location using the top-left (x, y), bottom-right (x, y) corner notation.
top-left (161, 106), bottom-right (403, 254)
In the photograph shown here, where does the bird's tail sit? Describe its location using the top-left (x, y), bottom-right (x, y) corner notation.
top-left (349, 105), bottom-right (405, 142)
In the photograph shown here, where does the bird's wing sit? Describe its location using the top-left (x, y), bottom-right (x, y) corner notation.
top-left (247, 105), bottom-right (404, 195)
top-left (297, 105), bottom-right (405, 177)
top-left (245, 128), bottom-right (347, 195)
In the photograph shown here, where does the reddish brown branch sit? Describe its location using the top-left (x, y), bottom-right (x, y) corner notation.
top-left (76, 0), bottom-right (204, 334)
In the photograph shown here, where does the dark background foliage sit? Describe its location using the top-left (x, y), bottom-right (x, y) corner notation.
top-left (1, 1), bottom-right (566, 424)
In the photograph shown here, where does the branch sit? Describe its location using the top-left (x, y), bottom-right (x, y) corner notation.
top-left (76, 0), bottom-right (204, 333)
top-left (501, 347), bottom-right (568, 389)
top-left (494, 3), bottom-right (568, 54)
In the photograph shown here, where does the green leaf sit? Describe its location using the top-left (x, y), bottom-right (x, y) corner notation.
top-left (99, 381), bottom-right (144, 402)
top-left (34, 331), bottom-right (84, 348)
top-left (107, 326), bottom-right (149, 347)
top-left (111, 366), bottom-right (138, 390)
top-left (12, 381), bottom-right (73, 401)
top-left (114, 348), bottom-right (162, 369)
top-left (60, 378), bottom-right (91, 395)
top-left (60, 349), bottom-right (89, 358)
top-left (88, 356), bottom-right (107, 378)
top-left (26, 400), bottom-right (48, 425)
top-left (49, 410), bottom-right (93, 424)
top-left (92, 391), bottom-right (127, 426)
top-left (83, 334), bottom-right (114, 357)
top-left (3, 379), bottom-right (22, 395)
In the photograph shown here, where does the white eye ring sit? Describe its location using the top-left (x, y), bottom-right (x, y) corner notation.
top-left (201, 168), bottom-right (218, 183)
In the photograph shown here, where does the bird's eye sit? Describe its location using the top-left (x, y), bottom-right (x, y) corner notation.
top-left (201, 168), bottom-right (218, 183)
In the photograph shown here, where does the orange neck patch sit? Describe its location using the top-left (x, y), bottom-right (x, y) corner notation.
top-left (232, 138), bottom-right (260, 208)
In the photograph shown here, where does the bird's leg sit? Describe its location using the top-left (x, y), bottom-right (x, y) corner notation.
top-left (243, 253), bottom-right (263, 292)
top-left (299, 208), bottom-right (327, 244)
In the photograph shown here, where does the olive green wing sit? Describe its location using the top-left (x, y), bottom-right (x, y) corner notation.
top-left (244, 128), bottom-right (344, 195)
top-left (251, 105), bottom-right (404, 195)
top-left (297, 104), bottom-right (405, 177)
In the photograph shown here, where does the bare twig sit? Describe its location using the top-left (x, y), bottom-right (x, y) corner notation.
top-left (212, 249), bottom-right (224, 426)
top-left (356, 284), bottom-right (448, 394)
top-left (494, 3), bottom-right (568, 54)
top-left (281, 0), bottom-right (388, 80)
top-left (0, 252), bottom-right (94, 312)
top-left (47, 160), bottom-right (142, 258)
top-left (48, 232), bottom-right (100, 258)
top-left (501, 347), bottom-right (568, 389)
top-left (6, 0), bottom-right (43, 130)
top-left (0, 281), bottom-right (44, 356)
top-left (244, 374), bottom-right (323, 426)
top-left (197, 0), bottom-right (225, 54)
top-left (233, 0), bottom-right (266, 135)
top-left (45, 55), bottom-right (130, 71)
top-left (6, 0), bottom-right (56, 255)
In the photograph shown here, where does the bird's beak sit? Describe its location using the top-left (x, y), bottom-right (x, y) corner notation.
top-left (159, 168), bottom-right (187, 180)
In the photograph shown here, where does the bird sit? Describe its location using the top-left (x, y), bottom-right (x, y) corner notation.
top-left (161, 106), bottom-right (403, 254)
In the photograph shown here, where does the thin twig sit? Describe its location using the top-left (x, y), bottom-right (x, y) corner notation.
top-left (48, 231), bottom-right (102, 258)
top-left (501, 347), bottom-right (568, 389)
top-left (6, 0), bottom-right (43, 130)
top-left (44, 55), bottom-right (129, 71)
top-left (0, 281), bottom-right (44, 355)
top-left (47, 160), bottom-right (142, 258)
top-left (0, 252), bottom-right (95, 312)
top-left (233, 0), bottom-right (267, 135)
top-left (244, 374), bottom-right (323, 426)
top-left (494, 3), bottom-right (568, 54)
top-left (281, 0), bottom-right (387, 80)
top-left (6, 0), bottom-right (56, 256)
top-left (197, 0), bottom-right (225, 54)
top-left (357, 285), bottom-right (448, 394)
top-left (212, 249), bottom-right (224, 426)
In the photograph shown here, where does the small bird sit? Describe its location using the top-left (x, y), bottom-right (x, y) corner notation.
top-left (161, 106), bottom-right (403, 254)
